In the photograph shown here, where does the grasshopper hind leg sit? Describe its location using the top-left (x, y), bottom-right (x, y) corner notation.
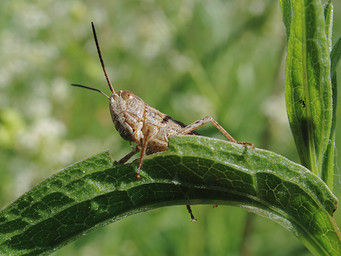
top-left (179, 116), bottom-right (254, 148)
top-left (179, 116), bottom-right (254, 212)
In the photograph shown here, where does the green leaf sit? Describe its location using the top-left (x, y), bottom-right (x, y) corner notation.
top-left (280, 0), bottom-right (293, 40)
top-left (0, 136), bottom-right (339, 256)
top-left (324, 1), bottom-right (333, 52)
top-left (282, 0), bottom-right (333, 179)
top-left (322, 35), bottom-right (341, 189)
top-left (331, 36), bottom-right (341, 77)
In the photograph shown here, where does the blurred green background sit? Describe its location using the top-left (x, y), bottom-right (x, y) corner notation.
top-left (1, 0), bottom-right (340, 255)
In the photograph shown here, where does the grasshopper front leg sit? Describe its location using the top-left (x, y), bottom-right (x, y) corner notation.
top-left (178, 116), bottom-right (254, 148)
top-left (117, 144), bottom-right (147, 179)
top-left (118, 146), bottom-right (139, 165)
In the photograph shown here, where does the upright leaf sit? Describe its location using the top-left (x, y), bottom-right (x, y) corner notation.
top-left (280, 0), bottom-right (293, 40)
top-left (324, 1), bottom-right (333, 51)
top-left (323, 36), bottom-right (341, 188)
top-left (282, 0), bottom-right (333, 179)
top-left (320, 0), bottom-right (335, 189)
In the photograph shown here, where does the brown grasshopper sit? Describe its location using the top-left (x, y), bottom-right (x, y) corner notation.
top-left (73, 22), bottom-right (253, 178)
top-left (72, 23), bottom-right (253, 219)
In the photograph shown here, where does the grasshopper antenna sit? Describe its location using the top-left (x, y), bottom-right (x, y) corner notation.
top-left (91, 22), bottom-right (115, 95)
top-left (71, 84), bottom-right (109, 99)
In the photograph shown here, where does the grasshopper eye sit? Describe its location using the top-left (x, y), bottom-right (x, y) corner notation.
top-left (121, 91), bottom-right (134, 101)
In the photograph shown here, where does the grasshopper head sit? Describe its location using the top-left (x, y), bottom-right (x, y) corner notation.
top-left (72, 23), bottom-right (145, 143)
top-left (109, 90), bottom-right (145, 142)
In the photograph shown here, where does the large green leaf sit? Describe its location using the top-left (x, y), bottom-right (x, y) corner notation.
top-left (282, 0), bottom-right (333, 180)
top-left (0, 136), bottom-right (339, 256)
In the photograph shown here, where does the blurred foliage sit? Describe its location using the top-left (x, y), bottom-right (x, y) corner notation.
top-left (0, 0), bottom-right (340, 255)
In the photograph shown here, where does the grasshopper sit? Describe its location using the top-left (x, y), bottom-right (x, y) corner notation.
top-left (72, 23), bottom-right (253, 220)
